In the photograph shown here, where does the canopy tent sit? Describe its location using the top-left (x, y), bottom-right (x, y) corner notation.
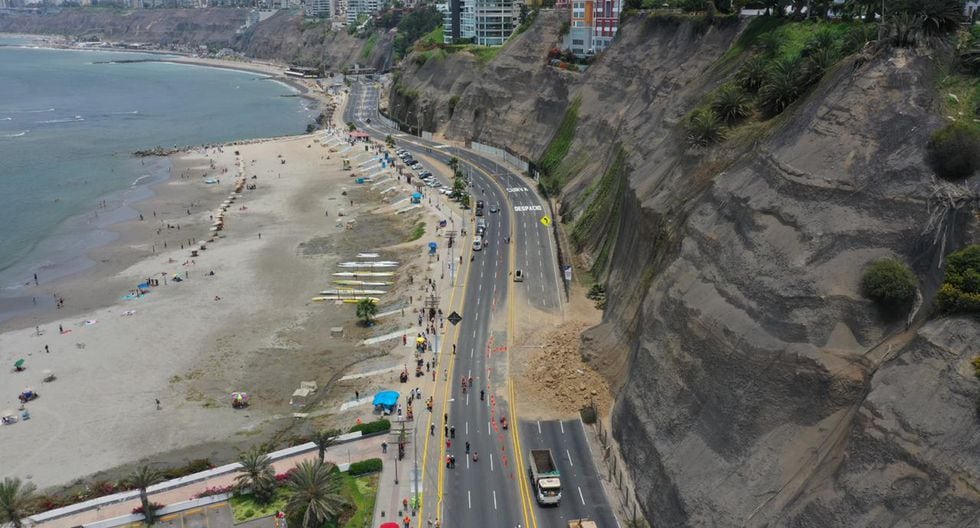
top-left (372, 390), bottom-right (399, 410)
top-left (13, 359), bottom-right (25, 369)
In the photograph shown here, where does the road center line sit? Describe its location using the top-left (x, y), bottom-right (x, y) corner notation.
top-left (468, 490), bottom-right (472, 509)
top-left (560, 422), bottom-right (565, 434)
top-left (493, 490), bottom-right (498, 509)
top-left (537, 421), bottom-right (541, 434)
top-left (566, 449), bottom-right (574, 467)
top-left (578, 486), bottom-right (586, 505)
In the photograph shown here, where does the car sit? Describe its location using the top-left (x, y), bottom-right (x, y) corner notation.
top-left (514, 269), bottom-right (524, 282)
top-left (489, 204), bottom-right (500, 213)
top-left (420, 171), bottom-right (432, 178)
top-left (472, 237), bottom-right (483, 251)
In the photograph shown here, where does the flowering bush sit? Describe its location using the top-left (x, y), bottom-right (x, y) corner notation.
top-left (194, 485), bottom-right (235, 499)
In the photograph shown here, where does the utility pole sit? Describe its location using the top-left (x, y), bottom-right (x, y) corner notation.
top-left (413, 416), bottom-right (419, 510)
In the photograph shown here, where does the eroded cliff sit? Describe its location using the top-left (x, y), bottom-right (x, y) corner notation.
top-left (391, 9), bottom-right (980, 526)
top-left (0, 8), bottom-right (390, 71)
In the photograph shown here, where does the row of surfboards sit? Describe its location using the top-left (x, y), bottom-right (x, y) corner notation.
top-left (313, 253), bottom-right (398, 303)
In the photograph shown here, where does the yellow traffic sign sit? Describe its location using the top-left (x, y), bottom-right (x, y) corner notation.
top-left (540, 215), bottom-right (552, 226)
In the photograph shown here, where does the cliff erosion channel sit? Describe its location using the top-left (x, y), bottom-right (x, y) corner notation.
top-left (388, 9), bottom-right (980, 527)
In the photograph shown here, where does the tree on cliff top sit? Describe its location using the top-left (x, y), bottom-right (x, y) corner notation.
top-left (393, 6), bottom-right (444, 58)
top-left (862, 258), bottom-right (918, 311)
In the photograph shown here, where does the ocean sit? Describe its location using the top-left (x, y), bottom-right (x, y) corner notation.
top-left (0, 40), bottom-right (313, 319)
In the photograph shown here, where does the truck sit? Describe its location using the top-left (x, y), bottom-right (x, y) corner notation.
top-left (568, 521), bottom-right (598, 528)
top-left (528, 449), bottom-right (562, 505)
top-left (475, 200), bottom-right (485, 216)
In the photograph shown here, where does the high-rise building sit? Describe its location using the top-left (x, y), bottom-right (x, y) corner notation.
top-left (443, 0), bottom-right (518, 46)
top-left (305, 0), bottom-right (332, 17)
top-left (566, 0), bottom-right (618, 55)
top-left (346, 0), bottom-right (380, 25)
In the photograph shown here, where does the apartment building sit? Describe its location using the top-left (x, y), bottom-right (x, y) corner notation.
top-left (442, 0), bottom-right (519, 46)
top-left (305, 0), bottom-right (332, 17)
top-left (566, 0), bottom-right (619, 55)
top-left (346, 0), bottom-right (380, 24)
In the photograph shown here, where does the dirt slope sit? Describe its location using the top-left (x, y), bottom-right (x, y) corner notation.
top-left (390, 9), bottom-right (980, 526)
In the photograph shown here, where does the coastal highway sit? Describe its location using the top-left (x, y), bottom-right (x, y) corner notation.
top-left (344, 80), bottom-right (618, 528)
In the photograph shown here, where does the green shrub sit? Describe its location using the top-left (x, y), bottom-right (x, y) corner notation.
top-left (925, 123), bottom-right (980, 180)
top-left (972, 357), bottom-right (980, 379)
top-left (712, 84), bottom-right (753, 125)
top-left (861, 258), bottom-right (918, 310)
top-left (937, 245), bottom-right (980, 314)
top-left (758, 57), bottom-right (804, 116)
top-left (686, 108), bottom-right (726, 147)
top-left (349, 419), bottom-right (391, 435)
top-left (737, 56), bottom-right (769, 93)
top-left (348, 458), bottom-right (383, 476)
top-left (243, 509), bottom-right (255, 519)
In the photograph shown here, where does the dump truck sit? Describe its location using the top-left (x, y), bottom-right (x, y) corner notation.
top-left (528, 449), bottom-right (562, 505)
top-left (568, 520), bottom-right (598, 528)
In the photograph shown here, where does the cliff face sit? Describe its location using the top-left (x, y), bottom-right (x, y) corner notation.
top-left (390, 10), bottom-right (980, 526)
top-left (0, 8), bottom-right (391, 71)
top-left (388, 9), bottom-right (571, 154)
top-left (0, 8), bottom-right (247, 47)
top-left (234, 11), bottom-right (393, 71)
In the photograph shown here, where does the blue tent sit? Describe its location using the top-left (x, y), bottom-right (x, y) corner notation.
top-left (372, 390), bottom-right (399, 410)
top-left (411, 192), bottom-right (423, 204)
top-left (428, 242), bottom-right (438, 254)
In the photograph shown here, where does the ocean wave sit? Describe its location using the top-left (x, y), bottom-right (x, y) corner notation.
top-left (0, 117), bottom-right (11, 121)
top-left (131, 174), bottom-right (153, 187)
top-left (14, 107), bottom-right (55, 114)
top-left (1, 131), bottom-right (28, 138)
top-left (37, 116), bottom-right (84, 124)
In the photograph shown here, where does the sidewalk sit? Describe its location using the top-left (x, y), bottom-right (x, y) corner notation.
top-left (34, 436), bottom-right (384, 528)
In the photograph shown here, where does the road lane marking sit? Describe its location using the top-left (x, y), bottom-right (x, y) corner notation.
top-left (468, 490), bottom-right (472, 509)
top-left (490, 454), bottom-right (494, 472)
top-left (566, 449), bottom-right (574, 467)
top-left (537, 421), bottom-right (541, 434)
top-left (578, 486), bottom-right (586, 505)
top-left (493, 490), bottom-right (498, 509)
top-left (560, 422), bottom-right (565, 434)
top-left (466, 422), bottom-right (469, 435)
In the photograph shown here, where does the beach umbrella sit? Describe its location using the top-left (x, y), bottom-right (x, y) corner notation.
top-left (14, 359), bottom-right (25, 369)
top-left (415, 337), bottom-right (426, 345)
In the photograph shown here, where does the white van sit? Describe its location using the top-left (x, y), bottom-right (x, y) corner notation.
top-left (472, 236), bottom-right (483, 251)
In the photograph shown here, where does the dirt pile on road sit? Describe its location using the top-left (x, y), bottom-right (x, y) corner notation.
top-left (518, 322), bottom-right (612, 419)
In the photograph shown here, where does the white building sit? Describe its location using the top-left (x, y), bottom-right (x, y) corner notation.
top-left (346, 0), bottom-right (381, 25)
top-left (443, 0), bottom-right (519, 46)
top-left (305, 0), bottom-right (332, 17)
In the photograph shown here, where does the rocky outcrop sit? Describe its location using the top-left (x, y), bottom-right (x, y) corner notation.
top-left (390, 9), bottom-right (980, 526)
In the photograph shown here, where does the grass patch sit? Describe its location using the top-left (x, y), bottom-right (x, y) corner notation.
top-left (937, 71), bottom-right (980, 131)
top-left (230, 488), bottom-right (289, 523)
top-left (421, 25), bottom-right (443, 46)
top-left (361, 33), bottom-right (379, 59)
top-left (537, 97), bottom-right (582, 194)
top-left (466, 45), bottom-right (502, 64)
top-left (339, 474), bottom-right (379, 528)
top-left (410, 222), bottom-right (425, 241)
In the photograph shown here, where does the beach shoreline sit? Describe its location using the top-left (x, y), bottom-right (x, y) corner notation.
top-left (0, 122), bottom-right (445, 494)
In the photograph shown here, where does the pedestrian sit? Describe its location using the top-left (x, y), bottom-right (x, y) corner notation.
top-left (450, 426), bottom-right (455, 438)
top-left (258, 233), bottom-right (261, 239)
top-left (403, 334), bottom-right (407, 345)
top-left (33, 273), bottom-right (38, 286)
top-left (59, 324), bottom-right (63, 334)
top-left (446, 455), bottom-right (451, 468)
top-left (453, 344), bottom-right (456, 355)
top-left (382, 442), bottom-right (388, 454)
top-left (465, 441), bottom-right (470, 454)
top-left (355, 390), bottom-right (360, 400)
top-left (445, 424), bottom-right (448, 436)
top-left (44, 345), bottom-right (49, 353)
top-left (431, 424), bottom-right (435, 436)
top-left (155, 398), bottom-right (161, 410)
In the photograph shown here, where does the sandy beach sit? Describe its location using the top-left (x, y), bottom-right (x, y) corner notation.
top-left (0, 122), bottom-right (448, 490)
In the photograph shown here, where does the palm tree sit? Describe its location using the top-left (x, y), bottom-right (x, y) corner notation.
top-left (285, 460), bottom-right (349, 528)
top-left (686, 109), bottom-right (726, 148)
top-left (125, 466), bottom-right (163, 525)
top-left (0, 477), bottom-right (36, 528)
top-left (711, 84), bottom-right (753, 126)
top-left (235, 448), bottom-right (277, 505)
top-left (310, 429), bottom-right (341, 463)
top-left (356, 298), bottom-right (378, 326)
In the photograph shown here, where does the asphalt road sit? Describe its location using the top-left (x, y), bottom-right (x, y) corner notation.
top-left (344, 80), bottom-right (616, 528)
